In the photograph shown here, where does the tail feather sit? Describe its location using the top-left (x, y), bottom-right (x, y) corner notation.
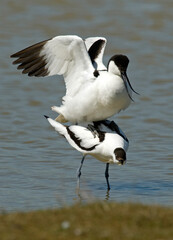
top-left (44, 115), bottom-right (67, 136)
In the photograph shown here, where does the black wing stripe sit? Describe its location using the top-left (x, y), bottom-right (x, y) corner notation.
top-left (66, 127), bottom-right (98, 151)
top-left (88, 39), bottom-right (105, 63)
top-left (93, 120), bottom-right (129, 142)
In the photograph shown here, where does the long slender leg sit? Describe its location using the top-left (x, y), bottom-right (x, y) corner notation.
top-left (105, 163), bottom-right (110, 191)
top-left (76, 155), bottom-right (86, 190)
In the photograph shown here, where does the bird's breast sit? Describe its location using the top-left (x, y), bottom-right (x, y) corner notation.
top-left (90, 152), bottom-right (114, 163)
top-left (96, 74), bottom-right (130, 107)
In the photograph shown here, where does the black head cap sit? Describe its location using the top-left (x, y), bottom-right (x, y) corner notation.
top-left (114, 148), bottom-right (126, 163)
top-left (109, 54), bottom-right (129, 72)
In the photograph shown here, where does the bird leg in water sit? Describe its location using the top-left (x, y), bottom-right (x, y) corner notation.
top-left (76, 155), bottom-right (86, 190)
top-left (105, 163), bottom-right (111, 191)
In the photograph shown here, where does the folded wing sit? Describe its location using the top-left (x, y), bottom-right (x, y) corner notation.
top-left (67, 125), bottom-right (100, 151)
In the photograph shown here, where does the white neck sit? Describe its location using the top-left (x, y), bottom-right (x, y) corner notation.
top-left (108, 61), bottom-right (121, 76)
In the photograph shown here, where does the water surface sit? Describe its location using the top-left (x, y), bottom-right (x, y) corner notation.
top-left (1, 0), bottom-right (173, 212)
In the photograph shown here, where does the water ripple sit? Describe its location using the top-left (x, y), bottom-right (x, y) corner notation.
top-left (1, 0), bottom-right (173, 212)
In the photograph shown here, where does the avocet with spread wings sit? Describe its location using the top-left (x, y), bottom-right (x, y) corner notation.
top-left (11, 35), bottom-right (138, 123)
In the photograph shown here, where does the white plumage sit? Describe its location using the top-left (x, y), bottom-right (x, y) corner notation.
top-left (85, 36), bottom-right (107, 70)
top-left (11, 35), bottom-right (138, 123)
top-left (45, 116), bottom-right (129, 190)
top-left (45, 116), bottom-right (128, 163)
top-left (10, 34), bottom-right (136, 191)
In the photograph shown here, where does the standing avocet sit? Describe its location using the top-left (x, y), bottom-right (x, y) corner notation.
top-left (44, 116), bottom-right (129, 190)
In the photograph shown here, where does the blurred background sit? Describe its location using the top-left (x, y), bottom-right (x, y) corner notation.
top-left (1, 0), bottom-right (173, 212)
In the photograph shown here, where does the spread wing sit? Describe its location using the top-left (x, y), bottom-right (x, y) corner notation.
top-left (85, 37), bottom-right (107, 70)
top-left (11, 35), bottom-right (95, 96)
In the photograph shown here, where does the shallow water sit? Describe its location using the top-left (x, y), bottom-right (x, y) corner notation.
top-left (1, 0), bottom-right (173, 212)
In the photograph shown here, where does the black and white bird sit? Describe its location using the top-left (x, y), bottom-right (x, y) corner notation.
top-left (44, 116), bottom-right (129, 190)
top-left (11, 35), bottom-right (138, 123)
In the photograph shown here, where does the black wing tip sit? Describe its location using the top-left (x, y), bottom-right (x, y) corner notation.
top-left (44, 115), bottom-right (49, 119)
top-left (10, 53), bottom-right (20, 59)
top-left (10, 54), bottom-right (15, 58)
top-left (10, 52), bottom-right (23, 58)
